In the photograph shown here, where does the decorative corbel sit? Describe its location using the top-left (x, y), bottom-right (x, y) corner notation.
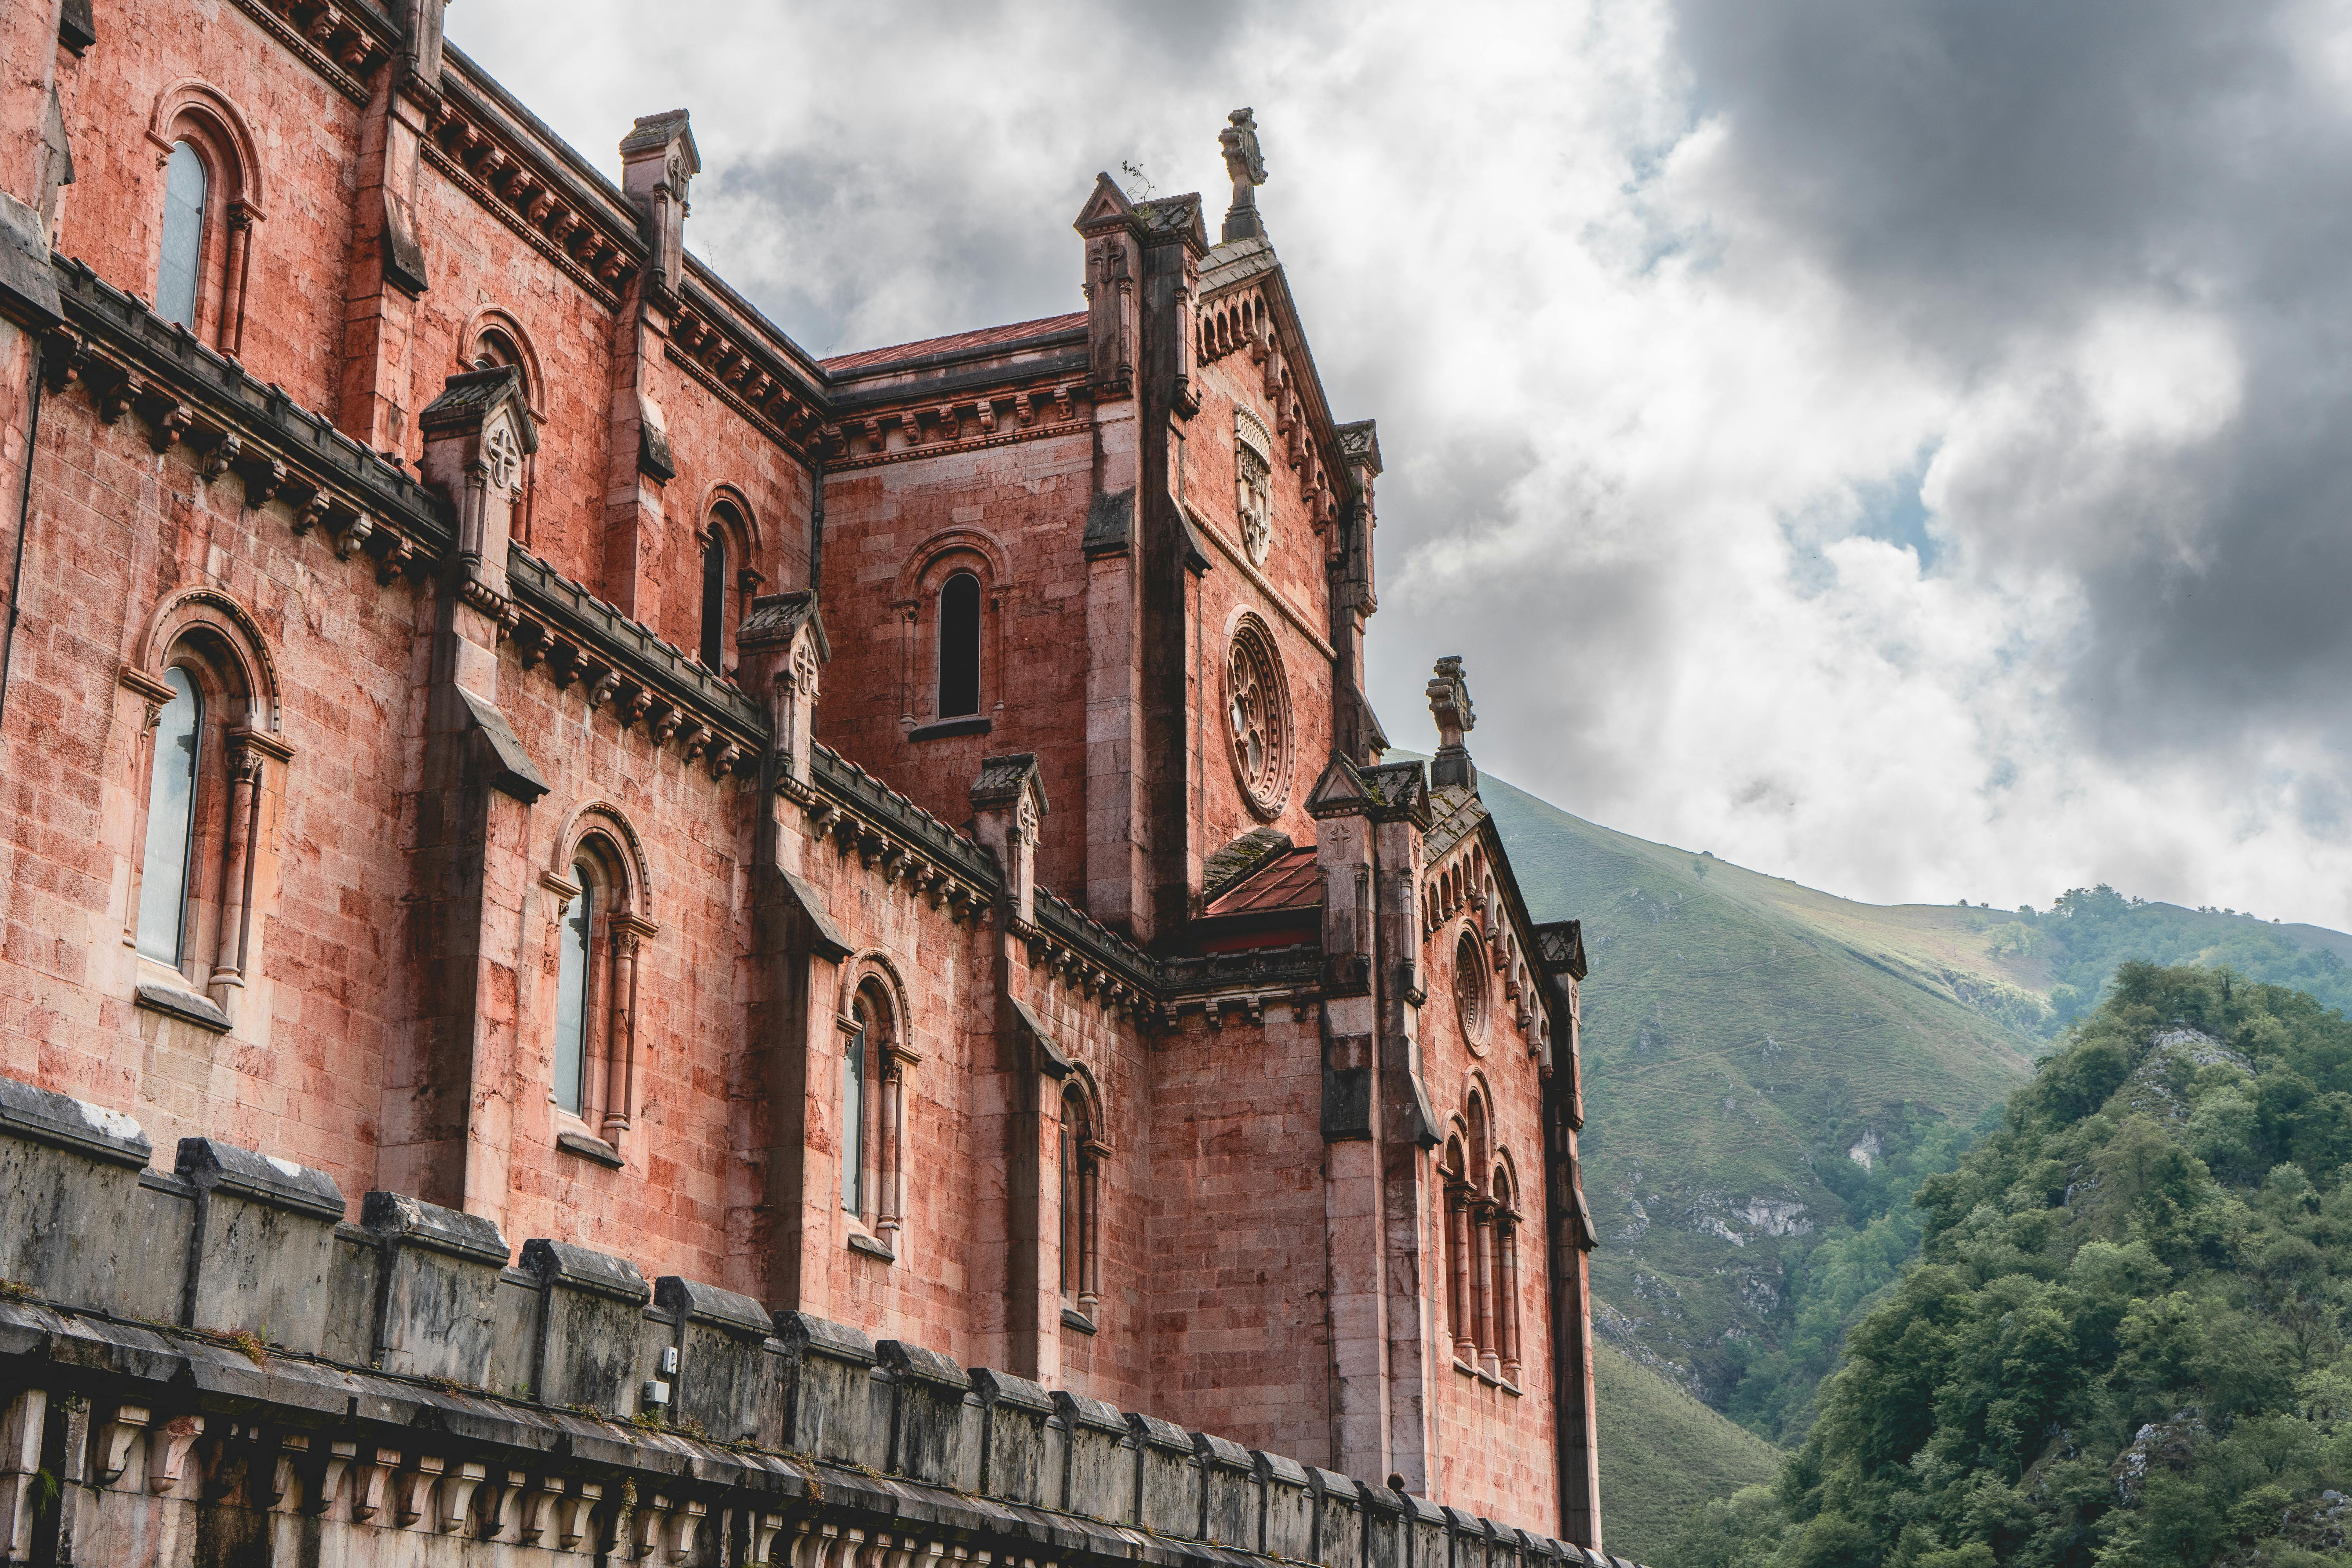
top-left (350, 1446), bottom-right (399, 1522)
top-left (333, 508), bottom-right (375, 560)
top-left (142, 396), bottom-right (193, 454)
top-left (632, 1494), bottom-right (675, 1560)
top-left (289, 486), bottom-right (328, 535)
top-left (751, 1512), bottom-right (789, 1567)
top-left (555, 1480), bottom-right (603, 1552)
top-left (40, 328), bottom-right (86, 394)
top-left (240, 453), bottom-right (287, 509)
top-left (395, 1454), bottom-right (444, 1527)
top-left (199, 430), bottom-right (242, 481)
top-left (95, 1403), bottom-right (150, 1485)
top-left (307, 1440), bottom-right (356, 1517)
top-left (145, 1414), bottom-right (205, 1495)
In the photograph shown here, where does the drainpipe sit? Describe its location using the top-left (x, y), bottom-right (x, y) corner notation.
top-left (0, 353), bottom-right (45, 735)
top-left (805, 451), bottom-right (825, 592)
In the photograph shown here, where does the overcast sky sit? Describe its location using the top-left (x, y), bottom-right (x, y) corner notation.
top-left (449, 0), bottom-right (2352, 929)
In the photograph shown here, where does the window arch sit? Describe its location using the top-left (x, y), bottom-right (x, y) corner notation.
top-left (144, 84), bottom-right (263, 355)
top-left (837, 958), bottom-right (917, 1255)
top-left (938, 570), bottom-right (981, 718)
top-left (1441, 1089), bottom-right (1520, 1383)
top-left (1060, 1074), bottom-right (1104, 1323)
top-left (894, 530), bottom-right (1007, 737)
top-left (698, 496), bottom-right (758, 674)
top-left (544, 811), bottom-right (654, 1160)
top-left (125, 593), bottom-right (287, 1032)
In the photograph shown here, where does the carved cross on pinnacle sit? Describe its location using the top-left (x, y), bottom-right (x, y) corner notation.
top-left (1219, 108), bottom-right (1268, 244)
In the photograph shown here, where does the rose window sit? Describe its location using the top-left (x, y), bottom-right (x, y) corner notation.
top-left (1224, 618), bottom-right (1290, 817)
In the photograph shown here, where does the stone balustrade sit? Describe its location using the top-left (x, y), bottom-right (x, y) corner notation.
top-left (0, 1072), bottom-right (1653, 1568)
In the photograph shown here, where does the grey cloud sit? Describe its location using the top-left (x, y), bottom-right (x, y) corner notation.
top-left (1670, 0), bottom-right (2352, 753)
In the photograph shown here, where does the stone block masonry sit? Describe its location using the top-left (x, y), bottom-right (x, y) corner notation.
top-left (0, 1071), bottom-right (1656, 1567)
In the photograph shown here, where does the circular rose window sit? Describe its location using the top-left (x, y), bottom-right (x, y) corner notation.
top-left (1454, 929), bottom-right (1490, 1048)
top-left (1224, 617), bottom-right (1290, 818)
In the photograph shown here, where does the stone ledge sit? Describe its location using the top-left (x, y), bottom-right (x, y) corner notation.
top-left (554, 1127), bottom-right (624, 1167)
top-left (134, 980), bottom-right (230, 1034)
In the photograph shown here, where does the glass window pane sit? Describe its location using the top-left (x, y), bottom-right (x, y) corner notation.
top-left (842, 1008), bottom-right (866, 1211)
top-left (939, 572), bottom-right (980, 717)
top-left (136, 667), bottom-right (201, 965)
top-left (699, 535), bottom-right (726, 670)
top-left (158, 142), bottom-right (207, 331)
top-left (553, 872), bottom-right (592, 1114)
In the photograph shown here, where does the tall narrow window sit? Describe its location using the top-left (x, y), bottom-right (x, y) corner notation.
top-left (553, 867), bottom-right (593, 1115)
top-left (938, 571), bottom-right (980, 718)
top-left (158, 143), bottom-right (208, 331)
top-left (842, 998), bottom-right (868, 1211)
top-left (136, 667), bottom-right (201, 964)
top-left (1060, 1101), bottom-right (1080, 1298)
top-left (699, 532), bottom-right (727, 670)
top-left (1060, 1085), bottom-right (1100, 1317)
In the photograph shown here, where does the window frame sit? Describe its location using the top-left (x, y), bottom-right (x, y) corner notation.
top-left (121, 598), bottom-right (289, 1035)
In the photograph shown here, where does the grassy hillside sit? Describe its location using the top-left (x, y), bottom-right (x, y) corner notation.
top-left (1478, 771), bottom-right (2352, 1443)
top-left (1481, 774), bottom-right (2038, 1428)
top-left (1592, 1338), bottom-right (1784, 1566)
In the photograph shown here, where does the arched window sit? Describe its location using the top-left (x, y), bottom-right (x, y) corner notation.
top-left (840, 975), bottom-right (913, 1253)
top-left (938, 570), bottom-right (981, 718)
top-left (699, 530), bottom-right (728, 671)
top-left (1060, 1082), bottom-right (1102, 1321)
top-left (156, 142), bottom-right (208, 332)
top-left (553, 863), bottom-right (593, 1116)
top-left (545, 826), bottom-right (652, 1160)
top-left (126, 605), bottom-right (287, 1032)
top-left (144, 89), bottom-right (263, 355)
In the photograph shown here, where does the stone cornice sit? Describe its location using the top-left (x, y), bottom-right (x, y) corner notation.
top-left (823, 372), bottom-right (1094, 470)
top-left (423, 58), bottom-right (647, 314)
top-left (226, 0), bottom-right (396, 107)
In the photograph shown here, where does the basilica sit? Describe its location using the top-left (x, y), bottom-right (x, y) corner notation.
top-left (0, 2), bottom-right (1612, 1561)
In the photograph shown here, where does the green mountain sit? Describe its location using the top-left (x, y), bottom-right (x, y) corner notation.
top-left (1676, 964), bottom-right (2352, 1567)
top-left (1594, 1338), bottom-right (1785, 1565)
top-left (1477, 772), bottom-right (2352, 1445)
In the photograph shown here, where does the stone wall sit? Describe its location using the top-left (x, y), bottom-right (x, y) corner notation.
top-left (0, 1072), bottom-right (1653, 1568)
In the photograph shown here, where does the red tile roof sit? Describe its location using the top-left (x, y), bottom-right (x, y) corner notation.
top-left (1203, 845), bottom-right (1321, 917)
top-left (821, 313), bottom-right (1086, 374)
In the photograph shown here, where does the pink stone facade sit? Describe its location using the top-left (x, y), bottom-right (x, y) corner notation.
top-left (0, 6), bottom-right (1604, 1545)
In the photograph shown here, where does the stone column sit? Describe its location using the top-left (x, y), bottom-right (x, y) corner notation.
top-left (1499, 1214), bottom-right (1522, 1385)
top-left (1449, 1185), bottom-right (1475, 1365)
top-left (603, 917), bottom-right (653, 1142)
top-left (206, 734), bottom-right (261, 1005)
top-left (601, 111), bottom-right (697, 619)
top-left (1474, 1201), bottom-right (1497, 1374)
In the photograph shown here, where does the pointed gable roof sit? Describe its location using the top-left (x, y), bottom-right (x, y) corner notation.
top-left (1307, 753), bottom-right (1371, 818)
top-left (1073, 171), bottom-right (1138, 235)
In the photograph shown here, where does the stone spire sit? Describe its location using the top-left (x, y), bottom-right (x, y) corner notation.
top-left (1218, 108), bottom-right (1268, 243)
top-left (1426, 655), bottom-right (1477, 790)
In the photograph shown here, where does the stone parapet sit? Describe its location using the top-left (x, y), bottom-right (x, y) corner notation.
top-left (0, 1071), bottom-right (1649, 1567)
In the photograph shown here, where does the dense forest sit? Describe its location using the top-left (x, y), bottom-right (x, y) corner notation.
top-left (1673, 964), bottom-right (2352, 1566)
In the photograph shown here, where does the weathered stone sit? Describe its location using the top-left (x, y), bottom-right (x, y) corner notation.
top-left (175, 1137), bottom-right (343, 1350)
top-left (360, 1191), bottom-right (509, 1385)
top-left (657, 1275), bottom-right (780, 1444)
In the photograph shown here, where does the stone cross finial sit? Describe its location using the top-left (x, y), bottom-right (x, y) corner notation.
top-left (1426, 656), bottom-right (1474, 750)
top-left (1427, 656), bottom-right (1478, 790)
top-left (1219, 108), bottom-right (1268, 243)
